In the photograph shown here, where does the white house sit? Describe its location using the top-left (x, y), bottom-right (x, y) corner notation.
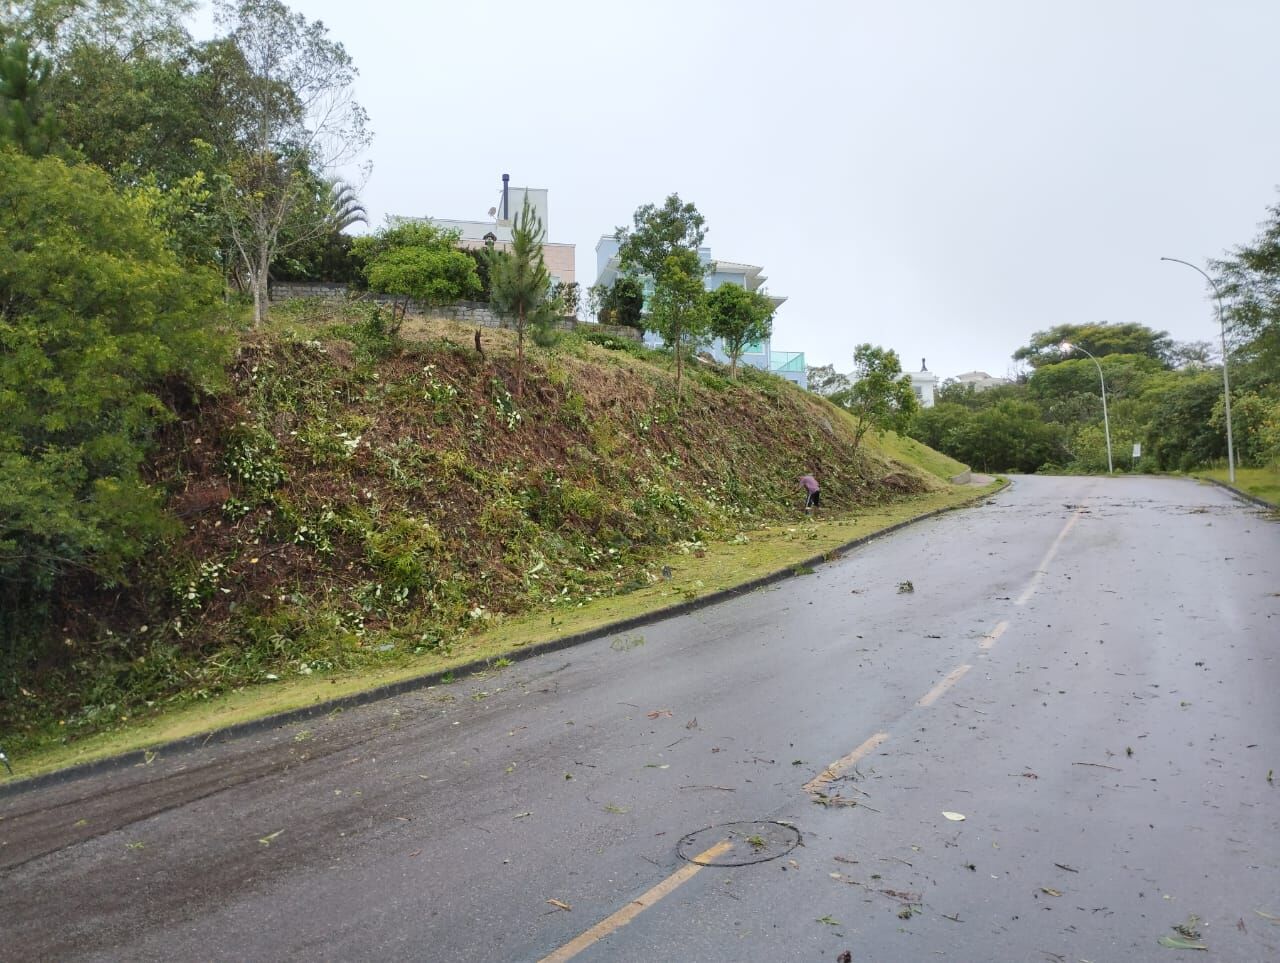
top-left (909, 358), bottom-right (938, 408)
top-left (396, 174), bottom-right (575, 287)
top-left (593, 235), bottom-right (806, 389)
top-left (950, 370), bottom-right (1011, 392)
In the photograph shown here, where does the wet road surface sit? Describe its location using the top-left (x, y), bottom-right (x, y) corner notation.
top-left (3, 475), bottom-right (1278, 961)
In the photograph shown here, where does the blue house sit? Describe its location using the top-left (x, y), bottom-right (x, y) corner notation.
top-left (593, 236), bottom-right (807, 389)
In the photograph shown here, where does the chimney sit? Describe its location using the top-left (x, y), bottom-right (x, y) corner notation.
top-left (502, 173), bottom-right (509, 221)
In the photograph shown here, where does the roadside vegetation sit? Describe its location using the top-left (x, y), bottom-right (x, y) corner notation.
top-left (2, 0), bottom-right (1273, 780)
top-left (0, 282), bottom-right (981, 769)
top-left (879, 313), bottom-right (1277, 478)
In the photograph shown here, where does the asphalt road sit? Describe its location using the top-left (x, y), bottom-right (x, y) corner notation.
top-left (3, 475), bottom-right (1278, 962)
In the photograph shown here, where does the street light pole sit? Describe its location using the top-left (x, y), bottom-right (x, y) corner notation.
top-left (1060, 341), bottom-right (1114, 474)
top-left (1160, 256), bottom-right (1235, 484)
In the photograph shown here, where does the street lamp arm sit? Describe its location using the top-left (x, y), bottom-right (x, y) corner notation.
top-left (1159, 256), bottom-right (1225, 301)
top-left (1059, 340), bottom-right (1113, 474)
top-left (1160, 255), bottom-right (1235, 483)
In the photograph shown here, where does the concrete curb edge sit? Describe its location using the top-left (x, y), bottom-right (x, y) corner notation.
top-left (1, 479), bottom-right (1008, 798)
top-left (1199, 476), bottom-right (1278, 511)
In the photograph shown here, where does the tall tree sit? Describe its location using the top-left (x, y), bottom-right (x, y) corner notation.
top-left (1213, 194), bottom-right (1280, 374)
top-left (615, 194), bottom-right (708, 393)
top-left (806, 363), bottom-right (851, 398)
top-left (0, 34), bottom-right (59, 155)
top-left (831, 344), bottom-right (919, 450)
top-left (1013, 321), bottom-right (1173, 369)
top-left (488, 197), bottom-right (555, 398)
top-left (646, 249), bottom-right (708, 394)
top-left (705, 282), bottom-right (774, 379)
top-left (1, 0), bottom-right (194, 59)
top-left (212, 0), bottom-right (370, 325)
top-left (0, 152), bottom-right (227, 666)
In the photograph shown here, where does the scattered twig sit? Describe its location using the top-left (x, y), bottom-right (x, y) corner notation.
top-left (953, 703), bottom-right (988, 714)
top-left (941, 912), bottom-right (963, 922)
top-left (1054, 862), bottom-right (1079, 873)
top-left (665, 736), bottom-right (690, 749)
top-left (1072, 762), bottom-right (1122, 771)
top-left (678, 785), bottom-right (736, 792)
top-left (881, 888), bottom-right (921, 902)
top-left (880, 855), bottom-right (914, 867)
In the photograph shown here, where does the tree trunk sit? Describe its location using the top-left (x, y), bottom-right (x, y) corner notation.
top-left (674, 331), bottom-right (683, 398)
top-left (516, 304), bottom-right (525, 397)
top-left (253, 245), bottom-right (271, 326)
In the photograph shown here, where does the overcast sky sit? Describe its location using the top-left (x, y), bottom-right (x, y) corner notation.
top-left (199, 1), bottom-right (1280, 381)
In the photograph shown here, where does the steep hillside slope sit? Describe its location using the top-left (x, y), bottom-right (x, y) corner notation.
top-left (5, 303), bottom-right (963, 747)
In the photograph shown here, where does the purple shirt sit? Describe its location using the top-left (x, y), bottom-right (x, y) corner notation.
top-left (799, 474), bottom-right (819, 493)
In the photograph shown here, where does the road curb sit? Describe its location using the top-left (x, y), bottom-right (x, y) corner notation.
top-left (1, 480), bottom-right (1007, 798)
top-left (1199, 476), bottom-right (1278, 511)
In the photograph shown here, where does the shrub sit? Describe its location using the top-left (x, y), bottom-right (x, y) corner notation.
top-left (0, 152), bottom-right (228, 670)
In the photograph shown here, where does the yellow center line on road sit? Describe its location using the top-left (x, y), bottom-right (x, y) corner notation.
top-left (1015, 506), bottom-right (1085, 606)
top-left (802, 731), bottom-right (890, 795)
top-left (979, 620), bottom-right (1009, 650)
top-left (539, 839), bottom-right (734, 962)
top-left (916, 664), bottom-right (972, 706)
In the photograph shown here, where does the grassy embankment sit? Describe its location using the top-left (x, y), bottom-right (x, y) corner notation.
top-left (1198, 466), bottom-right (1280, 507)
top-left (1, 301), bottom-right (1000, 781)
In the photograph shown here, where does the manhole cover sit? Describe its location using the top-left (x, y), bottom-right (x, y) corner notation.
top-left (677, 821), bottom-right (802, 867)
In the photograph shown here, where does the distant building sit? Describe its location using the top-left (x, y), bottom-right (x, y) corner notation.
top-left (396, 174), bottom-right (575, 286)
top-left (593, 235), bottom-right (806, 389)
top-left (909, 358), bottom-right (938, 408)
top-left (950, 370), bottom-right (1011, 392)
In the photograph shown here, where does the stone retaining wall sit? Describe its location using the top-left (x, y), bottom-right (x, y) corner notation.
top-left (269, 281), bottom-right (640, 340)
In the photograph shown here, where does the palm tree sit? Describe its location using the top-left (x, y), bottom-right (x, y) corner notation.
top-left (325, 178), bottom-right (367, 231)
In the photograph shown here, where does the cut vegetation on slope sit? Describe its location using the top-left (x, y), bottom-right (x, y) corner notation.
top-left (1, 301), bottom-right (983, 776)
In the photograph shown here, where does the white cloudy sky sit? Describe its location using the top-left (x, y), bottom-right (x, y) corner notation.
top-left (198, 0), bottom-right (1280, 381)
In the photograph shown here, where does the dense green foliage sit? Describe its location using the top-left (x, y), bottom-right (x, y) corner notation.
top-left (354, 220), bottom-right (481, 327)
top-left (0, 151), bottom-right (228, 679)
top-left (1214, 196), bottom-right (1280, 376)
top-left (1013, 321), bottom-right (1174, 368)
top-left (616, 194), bottom-right (710, 393)
top-left (706, 282), bottom-right (775, 379)
top-left (901, 307), bottom-right (1277, 473)
top-left (0, 34), bottom-right (60, 155)
top-left (831, 345), bottom-right (919, 450)
top-left (592, 276), bottom-right (645, 329)
top-left (3, 0), bottom-right (371, 314)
